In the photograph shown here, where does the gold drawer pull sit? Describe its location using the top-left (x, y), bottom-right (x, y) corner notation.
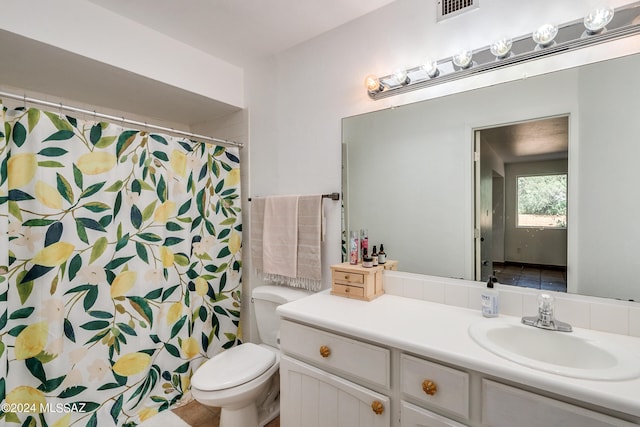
top-left (371, 400), bottom-right (384, 415)
top-left (343, 274), bottom-right (350, 280)
top-left (319, 345), bottom-right (331, 358)
top-left (422, 379), bottom-right (438, 396)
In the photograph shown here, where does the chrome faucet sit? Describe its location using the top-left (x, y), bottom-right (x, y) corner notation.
top-left (521, 293), bottom-right (572, 332)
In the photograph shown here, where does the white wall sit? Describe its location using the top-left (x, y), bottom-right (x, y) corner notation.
top-left (246, 0), bottom-right (640, 290)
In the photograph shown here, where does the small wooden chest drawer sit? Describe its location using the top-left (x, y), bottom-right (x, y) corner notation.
top-left (330, 262), bottom-right (384, 301)
top-left (400, 353), bottom-right (470, 420)
top-left (279, 319), bottom-right (391, 388)
top-left (333, 269), bottom-right (365, 285)
top-left (331, 283), bottom-right (365, 298)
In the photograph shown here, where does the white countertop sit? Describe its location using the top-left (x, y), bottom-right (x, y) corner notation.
top-left (277, 290), bottom-right (640, 419)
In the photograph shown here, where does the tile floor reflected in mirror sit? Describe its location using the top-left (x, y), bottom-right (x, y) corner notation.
top-left (172, 400), bottom-right (280, 427)
top-left (493, 262), bottom-right (567, 293)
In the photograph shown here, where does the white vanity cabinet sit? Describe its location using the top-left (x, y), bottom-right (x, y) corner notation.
top-left (277, 292), bottom-right (640, 427)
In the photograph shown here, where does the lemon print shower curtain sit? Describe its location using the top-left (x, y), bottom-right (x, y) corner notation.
top-left (0, 104), bottom-right (243, 426)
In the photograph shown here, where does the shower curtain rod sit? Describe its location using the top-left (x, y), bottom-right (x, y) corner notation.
top-left (0, 90), bottom-right (244, 149)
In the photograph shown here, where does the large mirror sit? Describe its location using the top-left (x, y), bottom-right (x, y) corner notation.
top-left (342, 52), bottom-right (640, 302)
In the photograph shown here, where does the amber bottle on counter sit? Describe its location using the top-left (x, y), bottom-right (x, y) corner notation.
top-left (378, 244), bottom-right (386, 264)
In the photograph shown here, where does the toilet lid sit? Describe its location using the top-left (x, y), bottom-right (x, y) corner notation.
top-left (191, 343), bottom-right (276, 391)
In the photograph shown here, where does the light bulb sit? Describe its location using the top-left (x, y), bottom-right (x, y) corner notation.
top-left (584, 6), bottom-right (614, 34)
top-left (421, 59), bottom-right (439, 78)
top-left (452, 50), bottom-right (473, 69)
top-left (533, 24), bottom-right (558, 47)
top-left (490, 38), bottom-right (513, 59)
top-left (393, 68), bottom-right (410, 85)
top-left (364, 74), bottom-right (382, 93)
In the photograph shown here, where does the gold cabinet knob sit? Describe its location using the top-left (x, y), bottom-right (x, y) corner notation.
top-left (422, 380), bottom-right (438, 396)
top-left (371, 400), bottom-right (384, 415)
top-left (343, 274), bottom-right (350, 280)
top-left (319, 345), bottom-right (331, 358)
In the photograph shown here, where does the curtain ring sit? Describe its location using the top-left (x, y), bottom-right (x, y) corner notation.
top-left (23, 94), bottom-right (26, 109)
top-left (58, 102), bottom-right (63, 119)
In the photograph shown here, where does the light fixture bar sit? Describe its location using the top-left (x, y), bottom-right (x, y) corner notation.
top-left (369, 2), bottom-right (640, 100)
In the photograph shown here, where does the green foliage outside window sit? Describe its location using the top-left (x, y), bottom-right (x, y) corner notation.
top-left (517, 174), bottom-right (567, 228)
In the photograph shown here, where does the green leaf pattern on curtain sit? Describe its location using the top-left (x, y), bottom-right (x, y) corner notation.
top-left (0, 106), bottom-right (242, 426)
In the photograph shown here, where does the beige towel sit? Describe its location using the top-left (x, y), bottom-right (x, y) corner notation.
top-left (249, 197), bottom-right (266, 273)
top-left (297, 195), bottom-right (322, 282)
top-left (262, 196), bottom-right (299, 279)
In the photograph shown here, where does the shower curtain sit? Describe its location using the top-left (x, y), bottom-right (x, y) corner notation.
top-left (0, 103), bottom-right (243, 426)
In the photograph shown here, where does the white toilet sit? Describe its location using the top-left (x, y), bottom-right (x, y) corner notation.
top-left (191, 285), bottom-right (312, 427)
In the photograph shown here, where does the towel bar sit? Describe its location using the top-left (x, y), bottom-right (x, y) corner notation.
top-left (248, 192), bottom-right (340, 202)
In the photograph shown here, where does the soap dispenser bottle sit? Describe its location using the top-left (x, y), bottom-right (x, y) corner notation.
top-left (481, 275), bottom-right (499, 318)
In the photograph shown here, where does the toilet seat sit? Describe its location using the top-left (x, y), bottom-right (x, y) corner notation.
top-left (192, 343), bottom-right (276, 392)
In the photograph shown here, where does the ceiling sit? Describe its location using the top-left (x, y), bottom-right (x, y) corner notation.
top-left (87, 0), bottom-right (398, 67)
top-left (480, 116), bottom-right (569, 163)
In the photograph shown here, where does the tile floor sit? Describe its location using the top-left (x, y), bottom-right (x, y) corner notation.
top-left (492, 262), bottom-right (567, 293)
top-left (172, 400), bottom-right (280, 427)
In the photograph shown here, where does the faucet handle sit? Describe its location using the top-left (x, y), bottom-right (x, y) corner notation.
top-left (537, 293), bottom-right (554, 314)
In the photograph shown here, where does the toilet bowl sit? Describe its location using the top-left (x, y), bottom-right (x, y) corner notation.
top-left (191, 343), bottom-right (280, 427)
top-left (190, 285), bottom-right (312, 427)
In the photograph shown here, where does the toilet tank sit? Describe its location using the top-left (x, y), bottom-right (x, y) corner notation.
top-left (252, 285), bottom-right (313, 347)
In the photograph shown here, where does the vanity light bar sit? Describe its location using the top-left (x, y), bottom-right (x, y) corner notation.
top-left (367, 2), bottom-right (640, 100)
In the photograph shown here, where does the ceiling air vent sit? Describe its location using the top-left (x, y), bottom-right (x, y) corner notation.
top-left (437, 0), bottom-right (478, 21)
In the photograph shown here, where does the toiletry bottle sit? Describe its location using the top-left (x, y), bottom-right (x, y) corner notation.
top-left (349, 231), bottom-right (359, 265)
top-left (362, 248), bottom-right (373, 268)
top-left (360, 228), bottom-right (369, 263)
top-left (481, 276), bottom-right (499, 318)
top-left (378, 244), bottom-right (386, 264)
top-left (371, 245), bottom-right (379, 266)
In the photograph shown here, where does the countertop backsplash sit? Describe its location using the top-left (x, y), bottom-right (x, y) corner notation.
top-left (383, 270), bottom-right (640, 337)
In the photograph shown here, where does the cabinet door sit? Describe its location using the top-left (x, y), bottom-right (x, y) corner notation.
top-left (401, 401), bottom-right (467, 427)
top-left (280, 355), bottom-right (391, 427)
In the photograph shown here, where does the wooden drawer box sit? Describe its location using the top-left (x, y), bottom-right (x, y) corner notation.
top-left (330, 262), bottom-right (384, 301)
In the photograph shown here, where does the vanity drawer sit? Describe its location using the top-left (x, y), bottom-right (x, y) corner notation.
top-left (400, 353), bottom-right (469, 420)
top-left (401, 401), bottom-right (467, 427)
top-left (279, 320), bottom-right (391, 388)
top-left (482, 380), bottom-right (638, 427)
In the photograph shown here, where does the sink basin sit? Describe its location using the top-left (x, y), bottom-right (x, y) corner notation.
top-left (468, 318), bottom-right (640, 380)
